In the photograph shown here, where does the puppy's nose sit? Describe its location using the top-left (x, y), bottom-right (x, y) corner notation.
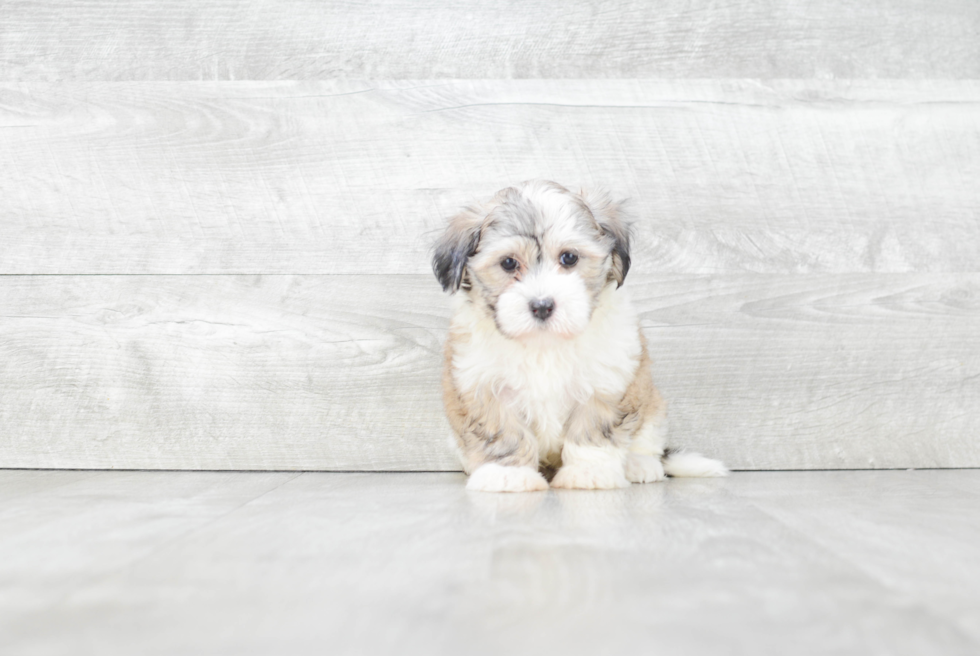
top-left (529, 298), bottom-right (555, 322)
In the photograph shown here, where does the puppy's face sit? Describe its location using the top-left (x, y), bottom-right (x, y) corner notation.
top-left (433, 181), bottom-right (631, 340)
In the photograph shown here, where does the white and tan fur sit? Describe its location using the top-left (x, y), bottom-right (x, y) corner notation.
top-left (433, 181), bottom-right (726, 491)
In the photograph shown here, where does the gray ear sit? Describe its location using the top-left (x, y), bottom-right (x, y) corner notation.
top-left (579, 188), bottom-right (632, 287)
top-left (431, 207), bottom-right (483, 293)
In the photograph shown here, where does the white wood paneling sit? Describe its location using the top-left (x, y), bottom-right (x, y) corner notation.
top-left (2, 1), bottom-right (979, 80)
top-left (3, 80), bottom-right (979, 275)
top-left (3, 2), bottom-right (978, 473)
top-left (1, 274), bottom-right (977, 471)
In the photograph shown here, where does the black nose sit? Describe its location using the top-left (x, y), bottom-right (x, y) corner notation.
top-left (529, 298), bottom-right (555, 322)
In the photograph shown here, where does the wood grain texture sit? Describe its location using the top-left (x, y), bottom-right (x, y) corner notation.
top-left (2, 1), bottom-right (979, 81)
top-left (2, 471), bottom-right (979, 654)
top-left (3, 80), bottom-right (980, 275)
top-left (1, 274), bottom-right (976, 471)
top-left (740, 471), bottom-right (980, 641)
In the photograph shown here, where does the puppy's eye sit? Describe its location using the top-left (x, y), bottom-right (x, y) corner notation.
top-left (501, 257), bottom-right (519, 272)
top-left (559, 252), bottom-right (579, 267)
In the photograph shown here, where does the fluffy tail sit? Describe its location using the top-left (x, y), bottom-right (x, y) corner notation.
top-left (661, 450), bottom-right (728, 478)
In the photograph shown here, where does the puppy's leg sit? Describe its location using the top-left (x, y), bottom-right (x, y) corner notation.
top-left (449, 399), bottom-right (546, 493)
top-left (460, 414), bottom-right (547, 492)
top-left (624, 401), bottom-right (728, 479)
top-left (551, 398), bottom-right (630, 490)
top-left (624, 405), bottom-right (668, 484)
top-left (443, 341), bottom-right (546, 492)
top-left (616, 336), bottom-right (672, 484)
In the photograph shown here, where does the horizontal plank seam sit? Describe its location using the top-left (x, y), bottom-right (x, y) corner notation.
top-left (1, 467), bottom-right (978, 473)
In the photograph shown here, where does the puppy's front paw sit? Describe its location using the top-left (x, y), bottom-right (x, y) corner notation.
top-left (624, 453), bottom-right (666, 483)
top-left (466, 463), bottom-right (549, 493)
top-left (551, 464), bottom-right (630, 490)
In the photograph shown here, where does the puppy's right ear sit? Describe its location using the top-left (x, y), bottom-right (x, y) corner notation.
top-left (432, 207), bottom-right (483, 293)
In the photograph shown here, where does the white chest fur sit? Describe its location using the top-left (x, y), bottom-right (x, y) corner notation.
top-left (449, 286), bottom-right (642, 462)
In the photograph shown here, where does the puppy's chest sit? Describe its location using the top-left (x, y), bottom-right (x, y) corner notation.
top-left (504, 352), bottom-right (585, 422)
top-left (469, 344), bottom-right (604, 445)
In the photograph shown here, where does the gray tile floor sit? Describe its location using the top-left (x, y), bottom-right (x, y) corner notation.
top-left (1, 470), bottom-right (978, 655)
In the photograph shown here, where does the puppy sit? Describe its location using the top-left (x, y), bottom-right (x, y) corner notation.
top-left (432, 181), bottom-right (726, 491)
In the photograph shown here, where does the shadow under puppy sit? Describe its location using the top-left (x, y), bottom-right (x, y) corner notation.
top-left (433, 180), bottom-right (726, 492)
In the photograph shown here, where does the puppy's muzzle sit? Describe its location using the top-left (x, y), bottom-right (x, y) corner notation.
top-left (529, 298), bottom-right (555, 322)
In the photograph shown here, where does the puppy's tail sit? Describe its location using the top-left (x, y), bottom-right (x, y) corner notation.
top-left (661, 449), bottom-right (728, 478)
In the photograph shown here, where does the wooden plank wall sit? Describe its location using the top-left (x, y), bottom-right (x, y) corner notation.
top-left (1, 1), bottom-right (978, 470)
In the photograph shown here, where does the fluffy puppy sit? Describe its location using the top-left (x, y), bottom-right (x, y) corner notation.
top-left (433, 181), bottom-right (726, 492)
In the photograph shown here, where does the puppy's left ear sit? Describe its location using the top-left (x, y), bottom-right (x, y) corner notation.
top-left (431, 206), bottom-right (484, 293)
top-left (579, 188), bottom-right (632, 288)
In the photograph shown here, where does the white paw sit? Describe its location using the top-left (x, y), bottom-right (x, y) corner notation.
top-left (551, 463), bottom-right (630, 490)
top-left (466, 463), bottom-right (549, 493)
top-left (624, 453), bottom-right (666, 483)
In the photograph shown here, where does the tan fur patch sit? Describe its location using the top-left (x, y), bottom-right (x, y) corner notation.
top-left (442, 330), bottom-right (540, 473)
top-left (618, 332), bottom-right (666, 435)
